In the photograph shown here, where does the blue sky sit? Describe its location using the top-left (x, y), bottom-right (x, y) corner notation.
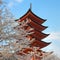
top-left (3, 0), bottom-right (60, 57)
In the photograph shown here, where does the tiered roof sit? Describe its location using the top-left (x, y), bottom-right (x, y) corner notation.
top-left (17, 8), bottom-right (51, 48)
top-left (19, 9), bottom-right (46, 24)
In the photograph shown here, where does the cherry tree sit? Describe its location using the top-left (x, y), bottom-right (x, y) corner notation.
top-left (0, 0), bottom-right (34, 59)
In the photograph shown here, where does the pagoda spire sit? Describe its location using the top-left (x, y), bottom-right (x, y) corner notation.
top-left (30, 3), bottom-right (32, 11)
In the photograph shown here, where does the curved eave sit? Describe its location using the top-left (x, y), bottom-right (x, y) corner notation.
top-left (28, 23), bottom-right (48, 32)
top-left (28, 18), bottom-right (46, 26)
top-left (19, 9), bottom-right (46, 24)
top-left (31, 40), bottom-right (51, 49)
top-left (22, 25), bottom-right (47, 33)
top-left (25, 27), bottom-right (49, 40)
top-left (30, 33), bottom-right (49, 40)
top-left (30, 9), bottom-right (46, 21)
top-left (31, 30), bottom-right (49, 38)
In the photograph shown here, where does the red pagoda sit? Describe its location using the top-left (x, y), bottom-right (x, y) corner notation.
top-left (17, 8), bottom-right (51, 48)
top-left (15, 5), bottom-right (51, 60)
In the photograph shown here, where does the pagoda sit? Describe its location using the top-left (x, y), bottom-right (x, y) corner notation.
top-left (17, 7), bottom-right (51, 48)
top-left (15, 5), bottom-right (51, 59)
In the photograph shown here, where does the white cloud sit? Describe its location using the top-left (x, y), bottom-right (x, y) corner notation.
top-left (15, 0), bottom-right (23, 3)
top-left (44, 32), bottom-right (60, 40)
top-left (42, 32), bottom-right (60, 57)
top-left (8, 0), bottom-right (23, 8)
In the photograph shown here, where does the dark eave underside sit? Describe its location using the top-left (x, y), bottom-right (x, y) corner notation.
top-left (31, 40), bottom-right (51, 48)
top-left (28, 23), bottom-right (47, 32)
top-left (19, 9), bottom-right (46, 24)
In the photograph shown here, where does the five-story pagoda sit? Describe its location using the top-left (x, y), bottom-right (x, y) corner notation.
top-left (15, 5), bottom-right (52, 60)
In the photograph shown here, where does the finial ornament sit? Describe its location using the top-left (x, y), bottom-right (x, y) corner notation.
top-left (30, 3), bottom-right (32, 10)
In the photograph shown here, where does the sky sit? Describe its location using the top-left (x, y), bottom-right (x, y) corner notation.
top-left (3, 0), bottom-right (60, 57)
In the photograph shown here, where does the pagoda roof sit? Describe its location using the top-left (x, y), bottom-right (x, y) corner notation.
top-left (27, 19), bottom-right (48, 31)
top-left (18, 9), bottom-right (46, 24)
top-left (29, 30), bottom-right (49, 40)
top-left (30, 34), bottom-right (49, 40)
top-left (30, 40), bottom-right (51, 48)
